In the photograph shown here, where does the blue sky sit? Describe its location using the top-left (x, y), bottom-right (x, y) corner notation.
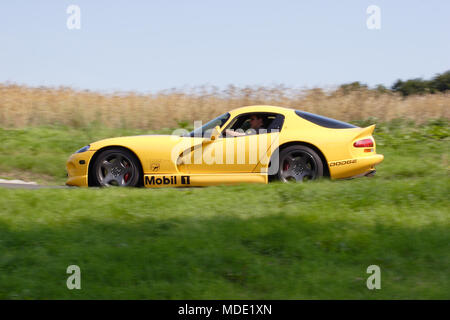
top-left (0, 0), bottom-right (449, 92)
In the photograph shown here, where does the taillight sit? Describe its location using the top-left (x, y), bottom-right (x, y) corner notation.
top-left (354, 138), bottom-right (374, 148)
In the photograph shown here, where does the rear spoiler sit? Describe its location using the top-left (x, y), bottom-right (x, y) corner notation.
top-left (353, 124), bottom-right (376, 140)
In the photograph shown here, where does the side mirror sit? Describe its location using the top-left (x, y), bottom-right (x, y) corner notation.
top-left (210, 126), bottom-right (221, 141)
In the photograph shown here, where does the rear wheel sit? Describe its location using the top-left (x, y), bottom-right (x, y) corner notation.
top-left (277, 145), bottom-right (323, 182)
top-left (92, 149), bottom-right (141, 187)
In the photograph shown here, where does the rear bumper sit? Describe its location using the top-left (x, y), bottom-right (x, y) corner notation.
top-left (346, 169), bottom-right (376, 179)
top-left (365, 170), bottom-right (376, 177)
top-left (330, 154), bottom-right (384, 179)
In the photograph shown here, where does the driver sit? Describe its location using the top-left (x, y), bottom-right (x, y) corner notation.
top-left (226, 114), bottom-right (265, 137)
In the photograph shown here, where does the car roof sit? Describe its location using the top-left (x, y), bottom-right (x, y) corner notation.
top-left (229, 105), bottom-right (295, 115)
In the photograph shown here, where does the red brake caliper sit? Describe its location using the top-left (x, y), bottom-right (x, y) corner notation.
top-left (283, 161), bottom-right (290, 171)
top-left (124, 162), bottom-right (130, 183)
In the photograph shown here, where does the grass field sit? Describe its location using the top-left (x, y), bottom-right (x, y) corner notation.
top-left (0, 119), bottom-right (448, 299)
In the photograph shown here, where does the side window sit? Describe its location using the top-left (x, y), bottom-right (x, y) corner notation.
top-left (267, 114), bottom-right (285, 132)
top-left (223, 113), bottom-right (285, 137)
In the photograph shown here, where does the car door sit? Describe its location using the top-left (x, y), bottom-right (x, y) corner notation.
top-left (182, 113), bottom-right (284, 173)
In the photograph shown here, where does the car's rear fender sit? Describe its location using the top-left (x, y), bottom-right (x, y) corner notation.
top-left (257, 141), bottom-right (330, 178)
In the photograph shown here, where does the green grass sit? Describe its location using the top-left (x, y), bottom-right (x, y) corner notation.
top-left (0, 119), bottom-right (448, 299)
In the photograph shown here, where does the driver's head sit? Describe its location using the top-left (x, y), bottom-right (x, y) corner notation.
top-left (249, 114), bottom-right (263, 130)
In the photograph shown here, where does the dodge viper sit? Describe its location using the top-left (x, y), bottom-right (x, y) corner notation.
top-left (66, 105), bottom-right (384, 187)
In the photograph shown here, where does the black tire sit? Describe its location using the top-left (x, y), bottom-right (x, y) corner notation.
top-left (276, 145), bottom-right (323, 182)
top-left (91, 148), bottom-right (142, 187)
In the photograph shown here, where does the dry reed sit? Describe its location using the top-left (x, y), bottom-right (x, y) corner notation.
top-left (0, 83), bottom-right (448, 129)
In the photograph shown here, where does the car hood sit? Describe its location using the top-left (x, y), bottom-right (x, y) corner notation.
top-left (89, 134), bottom-right (200, 151)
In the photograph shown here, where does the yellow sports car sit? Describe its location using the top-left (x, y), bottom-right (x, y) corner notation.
top-left (66, 105), bottom-right (384, 187)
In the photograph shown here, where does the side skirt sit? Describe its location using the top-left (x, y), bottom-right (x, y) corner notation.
top-left (143, 173), bottom-right (267, 188)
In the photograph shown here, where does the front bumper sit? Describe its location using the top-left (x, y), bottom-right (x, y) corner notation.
top-left (66, 151), bottom-right (95, 187)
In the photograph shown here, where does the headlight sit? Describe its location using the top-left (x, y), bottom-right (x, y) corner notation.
top-left (75, 145), bottom-right (90, 153)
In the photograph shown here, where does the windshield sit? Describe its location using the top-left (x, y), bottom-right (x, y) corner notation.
top-left (187, 113), bottom-right (230, 137)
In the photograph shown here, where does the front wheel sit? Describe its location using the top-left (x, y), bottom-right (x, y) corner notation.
top-left (91, 148), bottom-right (142, 187)
top-left (276, 145), bottom-right (323, 182)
